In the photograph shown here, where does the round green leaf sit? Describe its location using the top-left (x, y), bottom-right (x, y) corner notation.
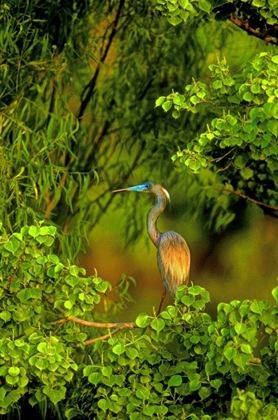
top-left (8, 367), bottom-right (20, 377)
top-left (155, 96), bottom-right (166, 107)
top-left (135, 313), bottom-right (150, 328)
top-left (272, 286), bottom-right (278, 303)
top-left (112, 343), bottom-right (125, 355)
top-left (151, 318), bottom-right (165, 332)
top-left (168, 375), bottom-right (182, 387)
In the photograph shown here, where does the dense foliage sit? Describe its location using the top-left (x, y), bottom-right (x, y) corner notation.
top-left (0, 0), bottom-right (209, 260)
top-left (156, 52), bottom-right (278, 227)
top-left (156, 0), bottom-right (278, 43)
top-left (0, 225), bottom-right (277, 418)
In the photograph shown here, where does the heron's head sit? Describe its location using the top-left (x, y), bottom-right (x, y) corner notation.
top-left (113, 181), bottom-right (170, 201)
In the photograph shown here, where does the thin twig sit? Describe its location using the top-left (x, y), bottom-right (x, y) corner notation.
top-left (45, 292), bottom-right (137, 344)
top-left (214, 187), bottom-right (278, 212)
top-left (229, 14), bottom-right (278, 45)
top-left (77, 324), bottom-right (138, 347)
top-left (50, 316), bottom-right (136, 330)
top-left (78, 0), bottom-right (125, 120)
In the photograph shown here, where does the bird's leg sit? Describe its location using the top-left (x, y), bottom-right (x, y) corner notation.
top-left (156, 286), bottom-right (166, 316)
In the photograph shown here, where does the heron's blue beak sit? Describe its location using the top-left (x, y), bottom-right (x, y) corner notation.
top-left (112, 187), bottom-right (132, 193)
top-left (113, 184), bottom-right (148, 193)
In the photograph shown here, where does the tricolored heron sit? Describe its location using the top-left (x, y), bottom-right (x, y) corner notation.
top-left (113, 181), bottom-right (191, 314)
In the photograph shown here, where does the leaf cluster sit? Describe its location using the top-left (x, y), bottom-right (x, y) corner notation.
top-left (156, 52), bottom-right (278, 227)
top-left (1, 0), bottom-right (212, 258)
top-left (155, 0), bottom-right (278, 37)
top-left (0, 225), bottom-right (277, 418)
top-left (0, 223), bottom-right (112, 412)
top-left (67, 285), bottom-right (278, 419)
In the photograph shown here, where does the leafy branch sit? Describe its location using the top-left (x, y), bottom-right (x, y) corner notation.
top-left (213, 187), bottom-right (278, 213)
top-left (229, 13), bottom-right (278, 45)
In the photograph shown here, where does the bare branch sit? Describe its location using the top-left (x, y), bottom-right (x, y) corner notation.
top-left (229, 14), bottom-right (278, 45)
top-left (78, 0), bottom-right (125, 120)
top-left (50, 316), bottom-right (136, 330)
top-left (214, 187), bottom-right (278, 212)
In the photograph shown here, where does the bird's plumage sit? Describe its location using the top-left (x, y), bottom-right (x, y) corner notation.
top-left (158, 231), bottom-right (190, 297)
top-left (113, 181), bottom-right (191, 298)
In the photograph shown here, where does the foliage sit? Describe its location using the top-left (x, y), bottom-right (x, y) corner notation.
top-left (0, 0), bottom-right (211, 260)
top-left (155, 51), bottom-right (278, 228)
top-left (0, 225), bottom-right (277, 418)
top-left (155, 0), bottom-right (278, 43)
top-left (156, 53), bottom-right (278, 228)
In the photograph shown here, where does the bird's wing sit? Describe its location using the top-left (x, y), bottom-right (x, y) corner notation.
top-left (157, 231), bottom-right (191, 297)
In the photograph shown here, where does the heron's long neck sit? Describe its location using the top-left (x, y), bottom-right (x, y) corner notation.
top-left (147, 191), bottom-right (167, 248)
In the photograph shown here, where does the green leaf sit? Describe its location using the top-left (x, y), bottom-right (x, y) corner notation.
top-left (250, 301), bottom-right (263, 315)
top-left (267, 120), bottom-right (278, 137)
top-left (126, 347), bottom-right (139, 359)
top-left (263, 103), bottom-right (278, 119)
top-left (199, 386), bottom-right (211, 400)
top-left (98, 398), bottom-right (110, 412)
top-left (151, 318), bottom-right (165, 332)
top-left (241, 327), bottom-right (257, 341)
top-left (4, 237), bottom-right (21, 254)
top-left (65, 409), bottom-right (79, 420)
top-left (172, 110), bottom-right (180, 119)
top-left (0, 311), bottom-right (11, 322)
top-left (224, 347), bottom-right (237, 361)
top-left (8, 367), bottom-right (20, 377)
top-left (37, 342), bottom-right (48, 353)
top-left (173, 94), bottom-right (185, 105)
top-left (181, 294), bottom-right (195, 306)
top-left (167, 16), bottom-right (183, 26)
top-left (272, 286), bottom-right (278, 303)
top-left (88, 372), bottom-right (102, 385)
top-left (168, 375), bottom-right (182, 387)
top-left (212, 80), bottom-right (223, 89)
top-left (0, 388), bottom-right (6, 401)
top-left (210, 379), bottom-right (223, 390)
top-left (240, 168), bottom-right (254, 180)
top-left (240, 344), bottom-right (252, 354)
top-left (189, 378), bottom-right (201, 391)
top-left (233, 353), bottom-right (251, 369)
top-left (135, 313), bottom-right (150, 328)
top-left (179, 0), bottom-right (189, 8)
top-left (112, 343), bottom-right (125, 355)
top-left (162, 100), bottom-right (173, 112)
top-left (102, 366), bottom-right (112, 377)
top-left (17, 289), bottom-right (32, 303)
top-left (155, 96), bottom-right (166, 107)
top-left (6, 375), bottom-right (19, 385)
top-left (64, 300), bottom-right (74, 309)
top-left (42, 386), bottom-right (66, 404)
top-left (143, 406), bottom-right (155, 417)
top-left (234, 323), bottom-right (247, 335)
top-left (243, 91), bottom-right (254, 102)
top-left (136, 386), bottom-right (150, 399)
top-left (188, 285), bottom-right (203, 295)
top-left (271, 55), bottom-right (278, 64)
top-left (28, 226), bottom-right (41, 237)
top-left (198, 0), bottom-right (211, 12)
top-left (234, 155), bottom-right (248, 169)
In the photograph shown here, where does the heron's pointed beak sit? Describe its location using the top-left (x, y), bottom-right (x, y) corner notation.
top-left (112, 187), bottom-right (132, 193)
